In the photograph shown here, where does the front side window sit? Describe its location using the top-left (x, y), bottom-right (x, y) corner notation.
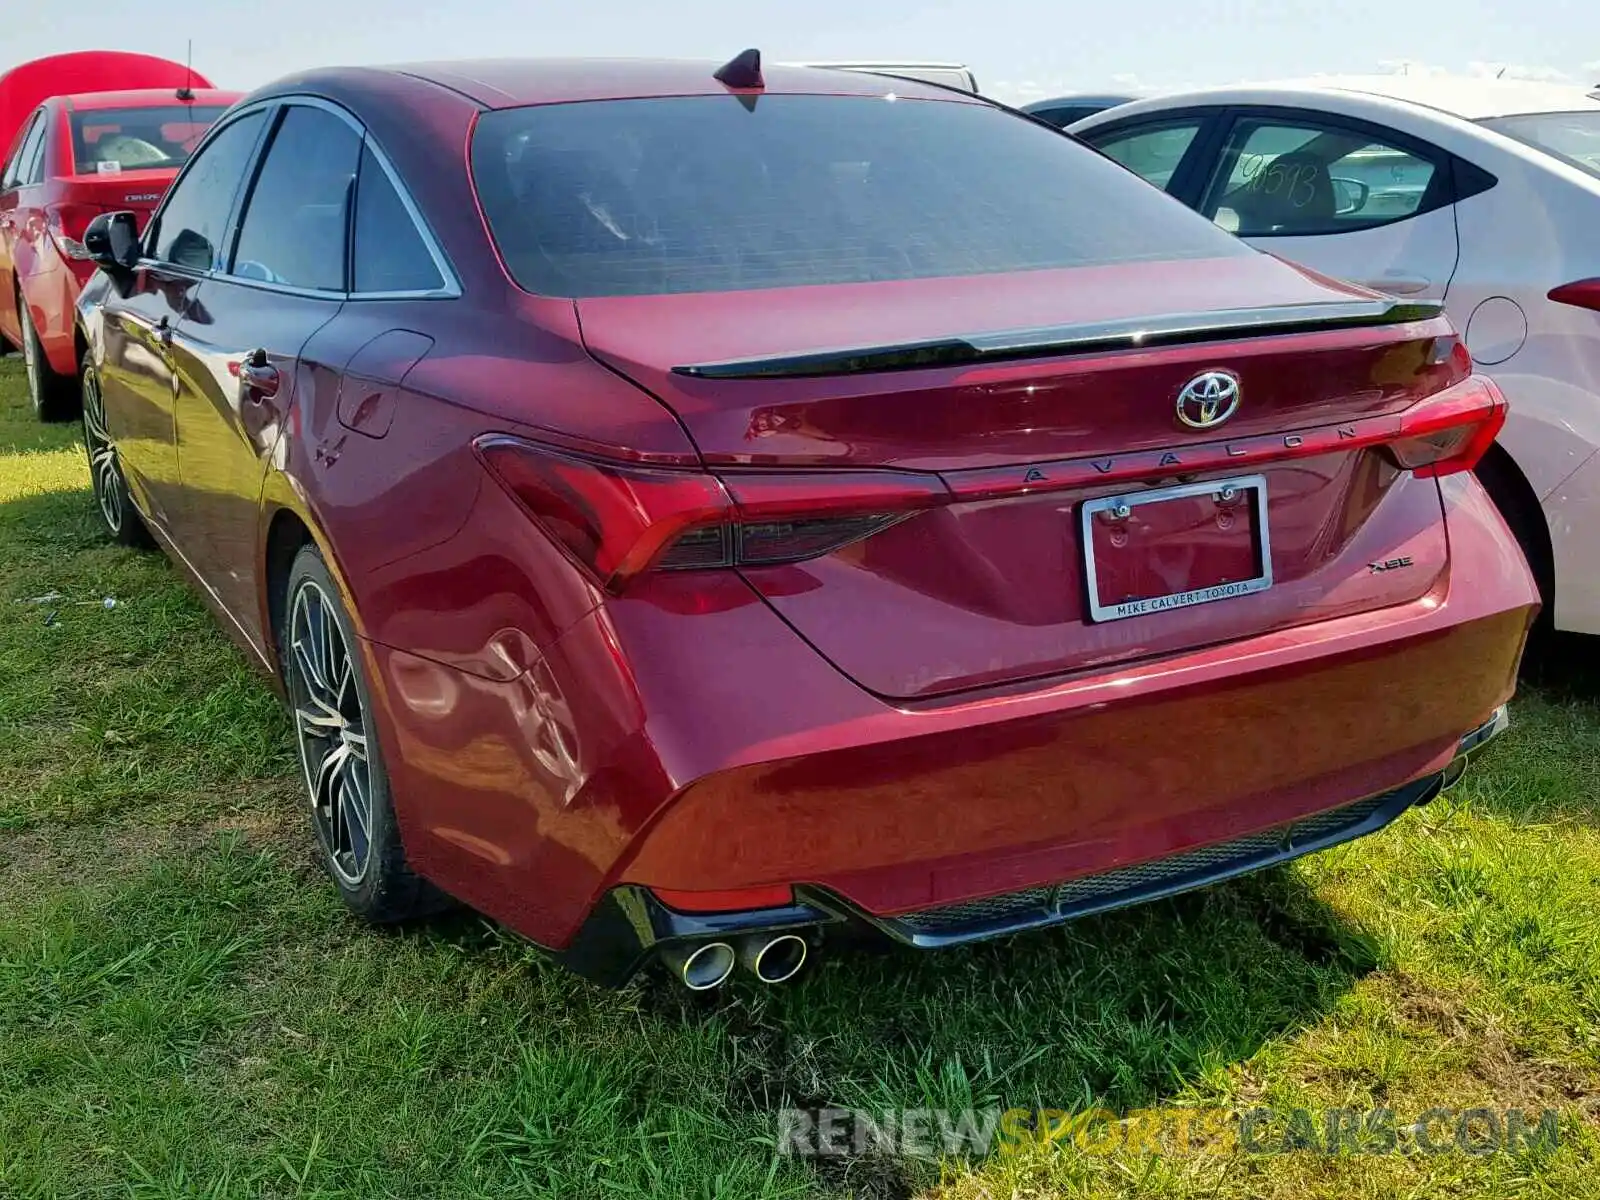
top-left (1203, 119), bottom-right (1439, 236)
top-left (230, 106), bottom-right (362, 292)
top-left (150, 109), bottom-right (267, 272)
top-left (1482, 111), bottom-right (1600, 181)
top-left (471, 94), bottom-right (1250, 298)
top-left (3, 112), bottom-right (46, 189)
top-left (71, 105), bottom-right (229, 174)
top-left (351, 144), bottom-right (446, 294)
top-left (1089, 121), bottom-right (1204, 191)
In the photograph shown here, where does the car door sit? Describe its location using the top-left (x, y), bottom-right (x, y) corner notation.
top-left (97, 107), bottom-right (269, 530)
top-left (166, 100), bottom-right (362, 651)
top-left (1192, 110), bottom-right (1462, 301)
top-left (0, 110), bottom-right (49, 345)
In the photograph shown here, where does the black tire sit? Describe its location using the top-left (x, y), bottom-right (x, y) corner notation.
top-left (81, 355), bottom-right (154, 549)
top-left (280, 544), bottom-right (450, 922)
top-left (20, 295), bottom-right (78, 422)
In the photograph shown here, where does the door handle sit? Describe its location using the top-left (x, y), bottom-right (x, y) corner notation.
top-left (155, 315), bottom-right (172, 346)
top-left (238, 348), bottom-right (280, 400)
top-left (1364, 273), bottom-right (1432, 296)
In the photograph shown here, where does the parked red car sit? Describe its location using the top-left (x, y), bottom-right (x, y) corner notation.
top-left (75, 54), bottom-right (1536, 989)
top-left (0, 51), bottom-right (236, 418)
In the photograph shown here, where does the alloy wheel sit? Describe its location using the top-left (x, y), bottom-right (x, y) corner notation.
top-left (81, 367), bottom-right (124, 534)
top-left (288, 581), bottom-right (375, 886)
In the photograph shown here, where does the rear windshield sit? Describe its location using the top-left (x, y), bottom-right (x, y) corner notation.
top-left (70, 106), bottom-right (228, 174)
top-left (471, 94), bottom-right (1250, 298)
top-left (1481, 111), bottom-right (1600, 180)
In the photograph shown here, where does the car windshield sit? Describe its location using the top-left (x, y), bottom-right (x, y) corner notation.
top-left (471, 94), bottom-right (1250, 298)
top-left (1480, 111), bottom-right (1600, 181)
top-left (70, 106), bottom-right (229, 174)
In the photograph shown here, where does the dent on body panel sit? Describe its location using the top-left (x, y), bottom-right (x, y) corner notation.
top-left (297, 354), bottom-right (603, 676)
top-left (365, 607), bottom-right (664, 943)
top-left (329, 308), bottom-right (687, 673)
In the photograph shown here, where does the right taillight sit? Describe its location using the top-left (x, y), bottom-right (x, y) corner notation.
top-left (45, 202), bottom-right (100, 261)
top-left (1549, 278), bottom-right (1600, 313)
top-left (1386, 374), bottom-right (1507, 478)
top-left (475, 435), bottom-right (947, 590)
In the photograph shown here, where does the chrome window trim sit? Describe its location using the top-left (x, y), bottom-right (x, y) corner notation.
top-left (135, 93), bottom-right (462, 302)
top-left (347, 132), bottom-right (462, 301)
top-left (3, 110), bottom-right (48, 189)
top-left (142, 99), bottom-right (277, 273)
top-left (129, 258), bottom-right (209, 282)
top-left (219, 97), bottom-right (360, 294)
top-left (21, 113), bottom-right (50, 185)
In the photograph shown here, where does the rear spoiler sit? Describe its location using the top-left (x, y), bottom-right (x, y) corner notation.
top-left (673, 298), bottom-right (1445, 380)
top-left (798, 62), bottom-right (980, 95)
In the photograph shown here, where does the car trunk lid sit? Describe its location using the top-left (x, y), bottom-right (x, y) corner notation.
top-left (571, 257), bottom-right (1486, 699)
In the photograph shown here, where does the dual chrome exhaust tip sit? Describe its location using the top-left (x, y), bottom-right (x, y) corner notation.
top-left (1434, 703), bottom-right (1511, 797)
top-left (659, 933), bottom-right (809, 990)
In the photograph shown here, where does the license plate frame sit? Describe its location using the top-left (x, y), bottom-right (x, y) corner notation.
top-left (1080, 474), bottom-right (1273, 623)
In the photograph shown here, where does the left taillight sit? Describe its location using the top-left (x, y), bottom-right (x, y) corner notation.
top-left (474, 436), bottom-right (947, 590)
top-left (45, 202), bottom-right (100, 261)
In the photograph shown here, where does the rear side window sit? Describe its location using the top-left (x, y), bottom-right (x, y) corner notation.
top-left (471, 94), bottom-right (1250, 298)
top-left (21, 125), bottom-right (48, 184)
top-left (3, 112), bottom-right (47, 189)
top-left (351, 144), bottom-right (446, 294)
top-left (1482, 111), bottom-right (1600, 181)
top-left (150, 109), bottom-right (267, 272)
top-left (1203, 119), bottom-right (1439, 236)
top-left (1092, 122), bottom-right (1204, 191)
top-left (70, 105), bottom-right (228, 174)
top-left (231, 106), bottom-right (362, 292)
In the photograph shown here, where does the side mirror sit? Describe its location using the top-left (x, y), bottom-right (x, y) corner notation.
top-left (1331, 177), bottom-right (1371, 216)
top-left (82, 211), bottom-right (142, 273)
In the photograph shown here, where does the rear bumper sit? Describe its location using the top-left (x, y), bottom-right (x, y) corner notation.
top-left (555, 708), bottom-right (1504, 985)
top-left (365, 472), bottom-right (1537, 978)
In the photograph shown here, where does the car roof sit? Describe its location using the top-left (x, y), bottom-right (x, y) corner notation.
top-left (1086, 75), bottom-right (1600, 123)
top-left (60, 88), bottom-right (242, 112)
top-left (1288, 75), bottom-right (1600, 119)
top-left (381, 57), bottom-right (976, 108)
top-left (1022, 93), bottom-right (1138, 113)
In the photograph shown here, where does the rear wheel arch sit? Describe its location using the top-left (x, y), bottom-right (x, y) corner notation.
top-left (264, 508), bottom-right (316, 678)
top-left (1474, 440), bottom-right (1554, 612)
top-left (17, 276), bottom-right (78, 420)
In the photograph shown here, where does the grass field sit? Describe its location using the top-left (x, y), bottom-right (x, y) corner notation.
top-left (1, 351), bottom-right (1598, 1198)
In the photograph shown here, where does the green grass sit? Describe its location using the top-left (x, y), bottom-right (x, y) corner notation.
top-left (0, 352), bottom-right (1597, 1197)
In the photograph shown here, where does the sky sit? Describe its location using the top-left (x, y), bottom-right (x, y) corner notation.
top-left (6, 0), bottom-right (1600, 105)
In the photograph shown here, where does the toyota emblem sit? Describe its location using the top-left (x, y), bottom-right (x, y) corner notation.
top-left (1175, 371), bottom-right (1242, 430)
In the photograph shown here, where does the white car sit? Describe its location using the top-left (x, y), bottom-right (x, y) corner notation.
top-left (1071, 77), bottom-right (1600, 635)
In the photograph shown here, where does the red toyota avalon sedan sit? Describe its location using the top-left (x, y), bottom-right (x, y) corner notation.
top-left (75, 54), bottom-right (1536, 990)
top-left (1, 54), bottom-right (238, 420)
